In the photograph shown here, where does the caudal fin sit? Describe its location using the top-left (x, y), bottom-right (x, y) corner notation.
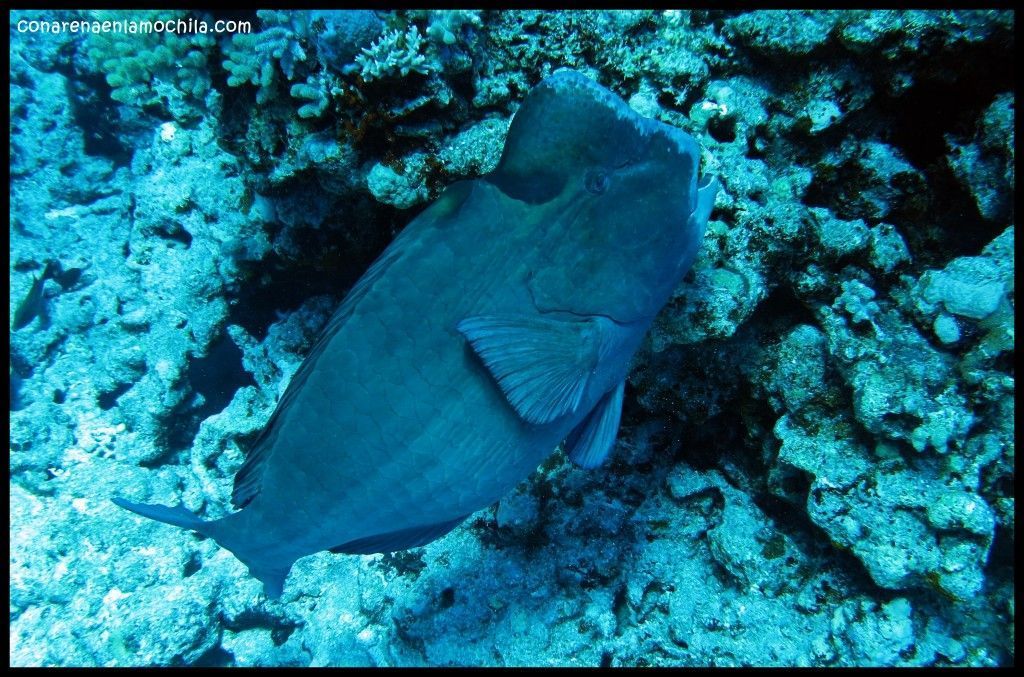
top-left (111, 497), bottom-right (292, 599)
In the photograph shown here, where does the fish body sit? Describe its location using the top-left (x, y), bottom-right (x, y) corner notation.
top-left (114, 70), bottom-right (718, 597)
top-left (12, 260), bottom-right (57, 330)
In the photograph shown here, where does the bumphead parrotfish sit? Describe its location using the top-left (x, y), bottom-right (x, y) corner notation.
top-left (113, 69), bottom-right (718, 598)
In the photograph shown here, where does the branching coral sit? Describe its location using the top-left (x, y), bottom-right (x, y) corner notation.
top-left (290, 74), bottom-right (332, 119)
top-left (355, 25), bottom-right (436, 82)
top-left (223, 10), bottom-right (384, 117)
top-left (84, 10), bottom-right (214, 111)
top-left (222, 10), bottom-right (310, 105)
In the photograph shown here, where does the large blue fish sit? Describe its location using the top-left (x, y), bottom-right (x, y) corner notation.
top-left (114, 70), bottom-right (718, 597)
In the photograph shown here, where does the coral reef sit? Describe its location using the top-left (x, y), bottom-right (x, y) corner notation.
top-left (356, 25), bottom-right (436, 81)
top-left (310, 10), bottom-right (383, 73)
top-left (9, 8), bottom-right (1014, 668)
top-left (82, 10), bottom-right (215, 119)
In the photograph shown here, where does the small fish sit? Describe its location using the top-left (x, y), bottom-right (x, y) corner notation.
top-left (113, 70), bottom-right (718, 598)
top-left (12, 260), bottom-right (57, 331)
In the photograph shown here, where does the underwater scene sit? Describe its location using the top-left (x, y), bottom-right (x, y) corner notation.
top-left (8, 9), bottom-right (1015, 667)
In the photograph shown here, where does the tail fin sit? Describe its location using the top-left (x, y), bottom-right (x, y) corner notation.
top-left (111, 497), bottom-right (292, 598)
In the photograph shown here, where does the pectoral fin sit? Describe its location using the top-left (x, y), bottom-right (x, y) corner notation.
top-left (565, 380), bottom-right (625, 468)
top-left (458, 314), bottom-right (618, 425)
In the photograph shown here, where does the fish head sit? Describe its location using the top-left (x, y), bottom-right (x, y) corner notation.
top-left (489, 70), bottom-right (717, 324)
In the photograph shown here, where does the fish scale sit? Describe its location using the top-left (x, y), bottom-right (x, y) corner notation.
top-left (112, 70), bottom-right (717, 597)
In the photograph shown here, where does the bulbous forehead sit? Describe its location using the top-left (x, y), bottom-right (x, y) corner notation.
top-left (489, 69), bottom-right (701, 206)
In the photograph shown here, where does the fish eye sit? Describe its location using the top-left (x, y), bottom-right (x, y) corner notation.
top-left (585, 169), bottom-right (609, 195)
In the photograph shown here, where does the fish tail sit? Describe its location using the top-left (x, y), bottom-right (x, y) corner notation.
top-left (111, 497), bottom-right (292, 598)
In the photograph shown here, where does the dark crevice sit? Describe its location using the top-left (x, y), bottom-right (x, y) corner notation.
top-left (227, 217), bottom-right (393, 341)
top-left (875, 46), bottom-right (1013, 172)
top-left (227, 253), bottom-right (346, 342)
top-left (63, 59), bottom-right (134, 166)
top-left (798, 33), bottom-right (1012, 269)
top-left (163, 331), bottom-right (257, 452)
top-left (190, 644), bottom-right (233, 667)
top-left (707, 114), bottom-right (738, 144)
top-left (753, 492), bottom-right (820, 544)
top-left (745, 283), bottom-right (818, 331)
top-left (271, 625), bottom-right (296, 647)
top-left (987, 522), bottom-right (1015, 572)
top-left (182, 553), bottom-right (202, 578)
top-left (187, 332), bottom-right (257, 420)
top-left (155, 224), bottom-right (194, 248)
top-left (438, 586), bottom-right (456, 609)
top-left (900, 161), bottom-right (1001, 264)
top-left (220, 607), bottom-right (300, 651)
top-left (98, 382), bottom-right (133, 411)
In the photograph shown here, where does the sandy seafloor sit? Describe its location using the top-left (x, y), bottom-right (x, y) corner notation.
top-left (8, 9), bottom-right (1014, 666)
